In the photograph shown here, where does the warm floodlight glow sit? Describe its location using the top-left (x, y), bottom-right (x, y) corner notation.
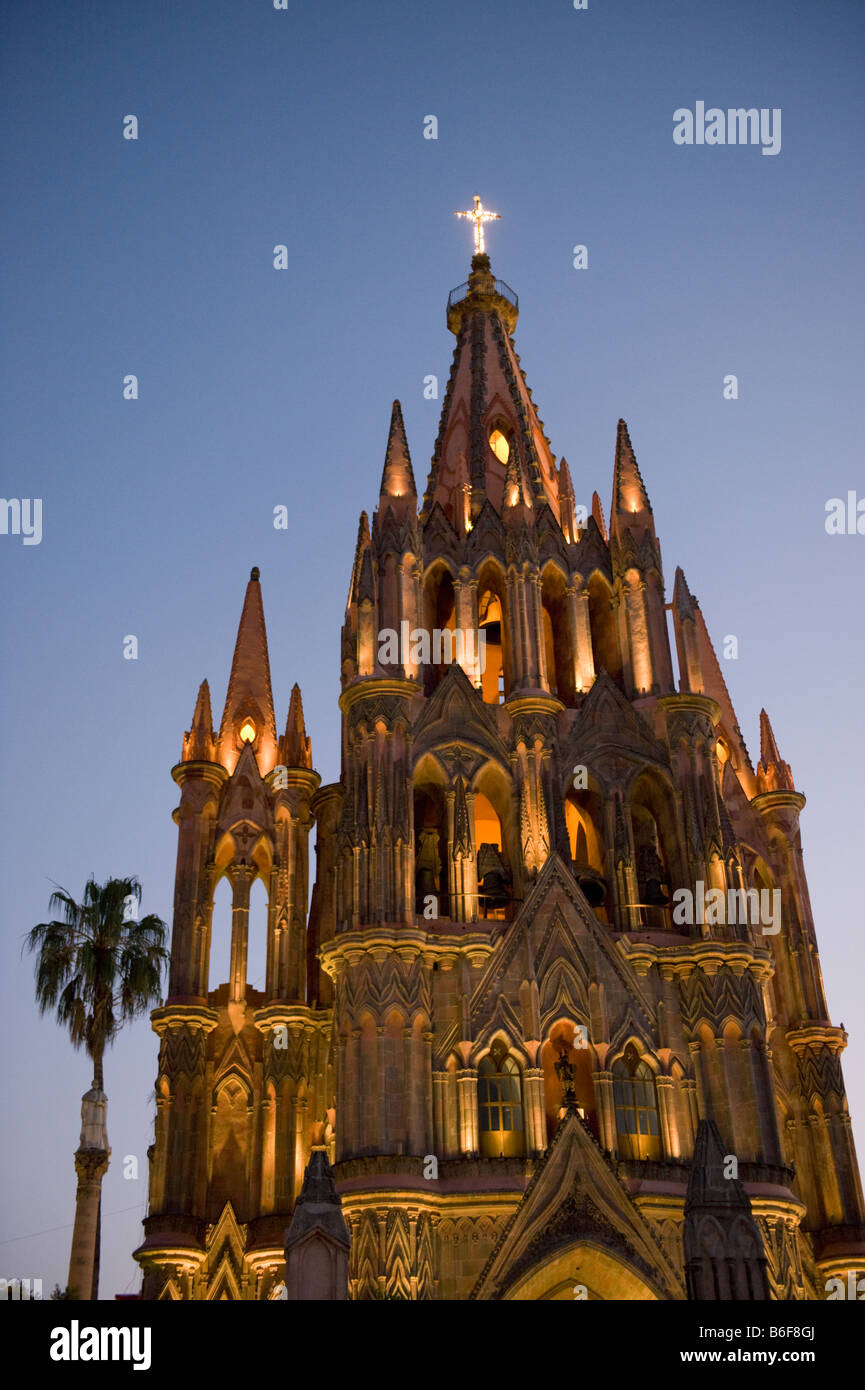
top-left (454, 194), bottom-right (501, 255)
top-left (489, 428), bottom-right (509, 464)
top-left (240, 720), bottom-right (256, 743)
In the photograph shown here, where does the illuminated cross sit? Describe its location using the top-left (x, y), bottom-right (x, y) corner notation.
top-left (454, 194), bottom-right (500, 256)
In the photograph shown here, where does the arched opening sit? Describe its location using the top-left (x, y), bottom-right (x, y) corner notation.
top-left (422, 565), bottom-right (457, 696)
top-left (612, 1045), bottom-right (661, 1160)
top-left (474, 790), bottom-right (509, 918)
top-left (541, 1020), bottom-right (598, 1142)
top-left (630, 773), bottom-right (677, 930)
top-left (541, 566), bottom-right (575, 704)
top-left (246, 877), bottom-right (268, 1001)
top-left (488, 426), bottom-right (510, 465)
top-left (208, 876), bottom-right (233, 994)
top-left (478, 1040), bottom-right (525, 1157)
top-left (587, 574), bottom-right (623, 686)
top-left (478, 588), bottom-right (505, 704)
top-left (564, 786), bottom-right (608, 921)
top-left (413, 778), bottom-right (449, 919)
top-left (474, 764), bottom-right (517, 919)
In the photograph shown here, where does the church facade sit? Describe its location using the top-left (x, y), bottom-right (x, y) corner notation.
top-left (133, 245), bottom-right (865, 1300)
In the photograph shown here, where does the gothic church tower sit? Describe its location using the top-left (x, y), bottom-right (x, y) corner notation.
top-left (134, 570), bottom-right (331, 1300)
top-left (136, 238), bottom-right (865, 1301)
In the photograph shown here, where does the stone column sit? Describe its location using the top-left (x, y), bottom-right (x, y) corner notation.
top-left (228, 864), bottom-right (254, 1004)
top-left (456, 1069), bottom-right (479, 1155)
top-left (67, 1085), bottom-right (110, 1300)
top-left (656, 1075), bottom-right (679, 1158)
top-left (524, 1068), bottom-right (547, 1154)
top-left (531, 570), bottom-right (549, 691)
top-left (433, 1070), bottom-right (448, 1155)
top-left (595, 1071), bottom-right (617, 1154)
top-left (625, 580), bottom-right (652, 696)
top-left (574, 583), bottom-right (595, 691)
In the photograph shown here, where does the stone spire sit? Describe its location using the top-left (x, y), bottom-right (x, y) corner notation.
top-left (283, 1149), bottom-right (350, 1300)
top-left (378, 400), bottom-right (416, 517)
top-left (182, 678), bottom-right (216, 762)
top-left (591, 489), bottom-right (608, 541)
top-left (421, 252), bottom-right (563, 528)
top-left (217, 567), bottom-right (278, 774)
top-left (347, 512), bottom-right (371, 607)
top-left (757, 709), bottom-right (795, 792)
top-left (452, 775), bottom-right (472, 857)
top-left (278, 683), bottom-right (312, 770)
top-left (558, 457), bottom-right (577, 541)
top-left (610, 418), bottom-right (655, 542)
top-left (684, 1120), bottom-right (770, 1300)
top-left (671, 568), bottom-right (703, 695)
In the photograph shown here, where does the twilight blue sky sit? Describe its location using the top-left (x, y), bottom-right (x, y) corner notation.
top-left (1, 0), bottom-right (863, 1298)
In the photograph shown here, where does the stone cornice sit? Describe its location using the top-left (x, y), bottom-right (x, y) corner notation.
top-left (171, 759), bottom-right (229, 790)
top-left (151, 1003), bottom-right (220, 1037)
top-left (252, 1003), bottom-right (332, 1035)
top-left (321, 924), bottom-right (497, 979)
top-left (751, 789), bottom-right (807, 816)
top-left (504, 692), bottom-right (566, 719)
top-left (786, 1024), bottom-right (847, 1056)
top-left (617, 938), bottom-right (773, 983)
top-left (338, 677), bottom-right (421, 716)
top-left (657, 693), bottom-right (722, 727)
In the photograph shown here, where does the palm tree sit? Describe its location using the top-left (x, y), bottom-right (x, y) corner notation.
top-left (26, 876), bottom-right (168, 1300)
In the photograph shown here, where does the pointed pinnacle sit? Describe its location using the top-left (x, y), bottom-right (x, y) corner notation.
top-left (757, 709), bottom-right (795, 792)
top-left (192, 678), bottom-right (212, 728)
top-left (591, 490), bottom-right (608, 541)
top-left (673, 566), bottom-right (698, 621)
top-left (217, 569), bottom-right (277, 757)
top-left (558, 456), bottom-right (574, 499)
top-left (379, 399), bottom-right (416, 499)
top-left (452, 775), bottom-right (472, 855)
top-left (184, 678), bottom-right (215, 761)
top-left (759, 709), bottom-right (783, 768)
top-left (282, 682), bottom-right (312, 769)
top-left (348, 511), bottom-right (372, 607)
top-left (612, 417), bottom-right (652, 518)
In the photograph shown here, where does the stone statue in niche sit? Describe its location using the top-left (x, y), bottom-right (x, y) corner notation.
top-left (415, 827), bottom-right (441, 909)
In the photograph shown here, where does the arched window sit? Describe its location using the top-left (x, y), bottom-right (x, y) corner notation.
top-left (540, 566), bottom-right (576, 704)
top-left (488, 428), bottom-right (510, 464)
top-left (630, 773), bottom-right (677, 931)
top-left (478, 1044), bottom-right (525, 1157)
top-left (413, 781), bottom-right (449, 918)
top-left (423, 566), bottom-right (457, 696)
top-left (587, 573), bottom-right (623, 687)
top-left (474, 791), bottom-right (509, 919)
top-left (564, 790), bottom-right (608, 920)
top-left (612, 1048), bottom-right (661, 1159)
top-left (478, 588), bottom-right (506, 704)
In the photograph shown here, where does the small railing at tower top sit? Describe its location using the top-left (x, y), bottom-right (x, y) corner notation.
top-left (447, 279), bottom-right (518, 312)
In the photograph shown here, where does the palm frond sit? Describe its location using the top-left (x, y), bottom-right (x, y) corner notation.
top-left (27, 876), bottom-right (169, 1069)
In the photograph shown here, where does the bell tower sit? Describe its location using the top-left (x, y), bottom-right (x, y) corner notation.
top-left (321, 215), bottom-right (865, 1300)
top-left (133, 203), bottom-right (865, 1300)
top-left (134, 569), bottom-right (332, 1300)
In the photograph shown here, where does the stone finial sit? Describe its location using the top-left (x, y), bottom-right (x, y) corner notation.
top-left (282, 1149), bottom-right (350, 1300)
